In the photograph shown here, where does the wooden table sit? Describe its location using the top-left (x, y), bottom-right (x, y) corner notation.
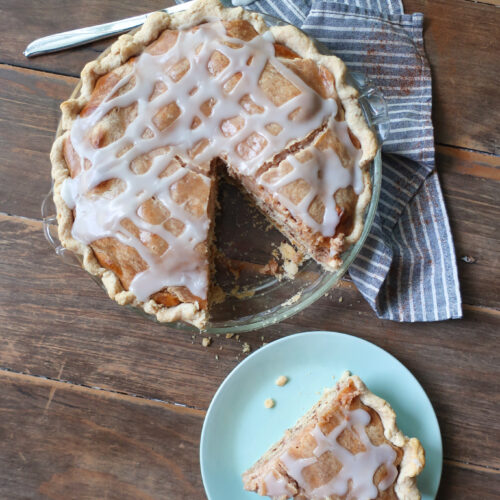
top-left (0, 1), bottom-right (499, 498)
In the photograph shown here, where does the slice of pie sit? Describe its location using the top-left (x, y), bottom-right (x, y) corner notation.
top-left (50, 0), bottom-right (378, 328)
top-left (242, 372), bottom-right (425, 499)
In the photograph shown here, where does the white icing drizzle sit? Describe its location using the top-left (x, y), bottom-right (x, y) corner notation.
top-left (258, 118), bottom-right (363, 237)
top-left (263, 470), bottom-right (290, 497)
top-left (280, 452), bottom-right (317, 490)
top-left (277, 408), bottom-right (398, 500)
top-left (62, 20), bottom-right (361, 301)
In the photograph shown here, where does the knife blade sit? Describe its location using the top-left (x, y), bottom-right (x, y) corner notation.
top-left (24, 1), bottom-right (195, 58)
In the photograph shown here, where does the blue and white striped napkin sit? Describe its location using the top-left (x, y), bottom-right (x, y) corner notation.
top-left (186, 0), bottom-right (462, 321)
top-left (230, 0), bottom-right (462, 321)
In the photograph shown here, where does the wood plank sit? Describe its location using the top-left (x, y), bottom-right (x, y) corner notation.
top-left (439, 460), bottom-right (500, 499)
top-left (436, 145), bottom-right (500, 181)
top-left (0, 213), bottom-right (499, 468)
top-left (0, 372), bottom-right (499, 499)
top-left (437, 146), bottom-right (500, 309)
top-left (0, 0), bottom-right (176, 76)
top-left (464, 0), bottom-right (500, 6)
top-left (0, 370), bottom-right (205, 500)
top-left (0, 65), bottom-right (75, 219)
top-left (403, 0), bottom-right (499, 153)
top-left (0, 0), bottom-right (498, 152)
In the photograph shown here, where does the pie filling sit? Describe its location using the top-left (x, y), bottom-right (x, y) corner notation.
top-left (55, 5), bottom-right (375, 325)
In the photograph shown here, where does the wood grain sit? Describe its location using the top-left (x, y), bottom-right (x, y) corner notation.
top-left (464, 0), bottom-right (500, 7)
top-left (403, 0), bottom-right (499, 153)
top-left (0, 0), bottom-right (176, 75)
top-left (1, 371), bottom-right (499, 500)
top-left (439, 460), bottom-right (500, 499)
top-left (1, 212), bottom-right (499, 469)
top-left (0, 64), bottom-right (74, 218)
top-left (0, 0), bottom-right (498, 152)
top-left (437, 147), bottom-right (500, 310)
top-left (436, 145), bottom-right (500, 181)
top-left (0, 370), bottom-right (205, 500)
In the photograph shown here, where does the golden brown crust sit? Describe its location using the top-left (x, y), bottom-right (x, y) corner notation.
top-left (349, 373), bottom-right (425, 500)
top-left (50, 0), bottom-right (377, 327)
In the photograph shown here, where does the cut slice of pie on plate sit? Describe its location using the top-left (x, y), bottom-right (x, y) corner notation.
top-left (50, 0), bottom-right (377, 328)
top-left (242, 372), bottom-right (425, 499)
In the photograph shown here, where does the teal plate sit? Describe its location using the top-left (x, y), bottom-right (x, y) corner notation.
top-left (200, 331), bottom-right (442, 499)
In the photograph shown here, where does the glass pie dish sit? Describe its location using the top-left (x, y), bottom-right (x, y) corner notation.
top-left (42, 11), bottom-right (389, 334)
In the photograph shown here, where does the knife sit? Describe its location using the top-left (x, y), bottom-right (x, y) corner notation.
top-left (24, 1), bottom-right (196, 58)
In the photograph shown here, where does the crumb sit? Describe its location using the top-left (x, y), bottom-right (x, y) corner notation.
top-left (339, 296), bottom-right (343, 303)
top-left (275, 375), bottom-right (288, 387)
top-left (215, 354), bottom-right (219, 360)
top-left (279, 242), bottom-right (296, 261)
top-left (283, 292), bottom-right (302, 306)
top-left (261, 258), bottom-right (280, 276)
top-left (279, 242), bottom-right (304, 270)
top-left (230, 285), bottom-right (256, 299)
top-left (242, 342), bottom-right (251, 354)
top-left (225, 333), bottom-right (234, 339)
top-left (179, 443), bottom-right (185, 449)
top-left (211, 285), bottom-right (226, 305)
top-left (219, 346), bottom-right (223, 351)
top-left (228, 263), bottom-right (241, 280)
top-left (264, 398), bottom-right (275, 409)
top-left (283, 259), bottom-right (299, 278)
top-left (262, 342), bottom-right (268, 347)
top-left (235, 334), bottom-right (240, 341)
top-left (201, 337), bottom-right (212, 347)
top-left (260, 336), bottom-right (264, 341)
top-left (461, 255), bottom-right (476, 264)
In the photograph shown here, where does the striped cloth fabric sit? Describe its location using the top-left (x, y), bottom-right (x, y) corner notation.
top-left (225, 0), bottom-right (462, 320)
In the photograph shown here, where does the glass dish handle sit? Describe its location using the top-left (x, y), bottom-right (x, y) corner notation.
top-left (349, 72), bottom-right (390, 143)
top-left (41, 189), bottom-right (81, 268)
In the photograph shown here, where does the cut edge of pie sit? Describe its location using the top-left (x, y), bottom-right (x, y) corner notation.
top-left (50, 0), bottom-right (378, 328)
top-left (242, 371), bottom-right (425, 499)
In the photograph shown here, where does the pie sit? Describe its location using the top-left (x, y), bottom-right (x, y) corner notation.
top-left (242, 372), bottom-right (425, 499)
top-left (50, 0), bottom-right (377, 328)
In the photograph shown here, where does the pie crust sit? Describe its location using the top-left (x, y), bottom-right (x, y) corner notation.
top-left (242, 372), bottom-right (425, 499)
top-left (50, 0), bottom-right (378, 328)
